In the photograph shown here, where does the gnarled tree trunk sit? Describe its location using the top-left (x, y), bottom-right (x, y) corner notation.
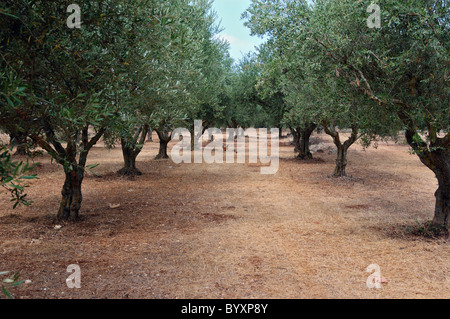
top-left (58, 167), bottom-right (84, 221)
top-left (155, 130), bottom-right (171, 160)
top-left (434, 173), bottom-right (449, 229)
top-left (31, 125), bottom-right (105, 221)
top-left (118, 142), bottom-right (141, 176)
top-left (118, 125), bottom-right (149, 176)
top-left (334, 145), bottom-right (349, 177)
top-left (297, 123), bottom-right (317, 160)
top-left (322, 121), bottom-right (359, 177)
top-left (405, 128), bottom-right (449, 230)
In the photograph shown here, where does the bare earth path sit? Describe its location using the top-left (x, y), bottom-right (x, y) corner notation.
top-left (0, 133), bottom-right (448, 299)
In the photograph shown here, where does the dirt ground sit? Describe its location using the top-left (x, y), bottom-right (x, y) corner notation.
top-left (0, 132), bottom-right (448, 299)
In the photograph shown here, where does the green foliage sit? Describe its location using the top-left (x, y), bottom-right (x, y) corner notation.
top-left (110, 0), bottom-right (234, 144)
top-left (0, 0), bottom-right (236, 218)
top-left (0, 271), bottom-right (24, 299)
top-left (223, 53), bottom-right (282, 129)
top-left (0, 0), bottom-right (131, 166)
top-left (0, 146), bottom-right (37, 208)
top-left (244, 0), bottom-right (448, 144)
top-left (411, 220), bottom-right (449, 238)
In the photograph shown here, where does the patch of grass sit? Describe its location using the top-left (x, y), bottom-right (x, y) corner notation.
top-left (1, 271), bottom-right (24, 299)
top-left (407, 220), bottom-right (449, 239)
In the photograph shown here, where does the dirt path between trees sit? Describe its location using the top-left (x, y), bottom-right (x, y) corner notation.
top-left (0, 133), bottom-right (448, 299)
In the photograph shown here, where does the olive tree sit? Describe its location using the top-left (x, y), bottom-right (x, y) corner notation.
top-left (303, 0), bottom-right (449, 228)
top-left (246, 0), bottom-right (449, 228)
top-left (0, 1), bottom-right (140, 220)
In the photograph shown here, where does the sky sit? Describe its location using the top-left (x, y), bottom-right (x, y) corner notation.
top-left (212, 0), bottom-right (266, 63)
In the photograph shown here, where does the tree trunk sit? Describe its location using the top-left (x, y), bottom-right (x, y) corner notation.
top-left (322, 121), bottom-right (359, 178)
top-left (434, 176), bottom-right (449, 229)
top-left (428, 143), bottom-right (449, 230)
top-left (298, 133), bottom-right (313, 160)
top-left (118, 126), bottom-right (148, 176)
top-left (429, 152), bottom-right (449, 230)
top-left (334, 146), bottom-right (348, 177)
top-left (155, 130), bottom-right (171, 160)
top-left (58, 168), bottom-right (83, 221)
top-left (30, 125), bottom-right (106, 222)
top-left (424, 157), bottom-right (450, 229)
top-left (397, 108), bottom-right (450, 230)
top-left (156, 139), bottom-right (169, 159)
top-left (297, 123), bottom-right (317, 160)
top-left (293, 123), bottom-right (317, 160)
top-left (118, 142), bottom-right (142, 176)
top-left (292, 128), bottom-right (301, 153)
top-left (405, 130), bottom-right (450, 230)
